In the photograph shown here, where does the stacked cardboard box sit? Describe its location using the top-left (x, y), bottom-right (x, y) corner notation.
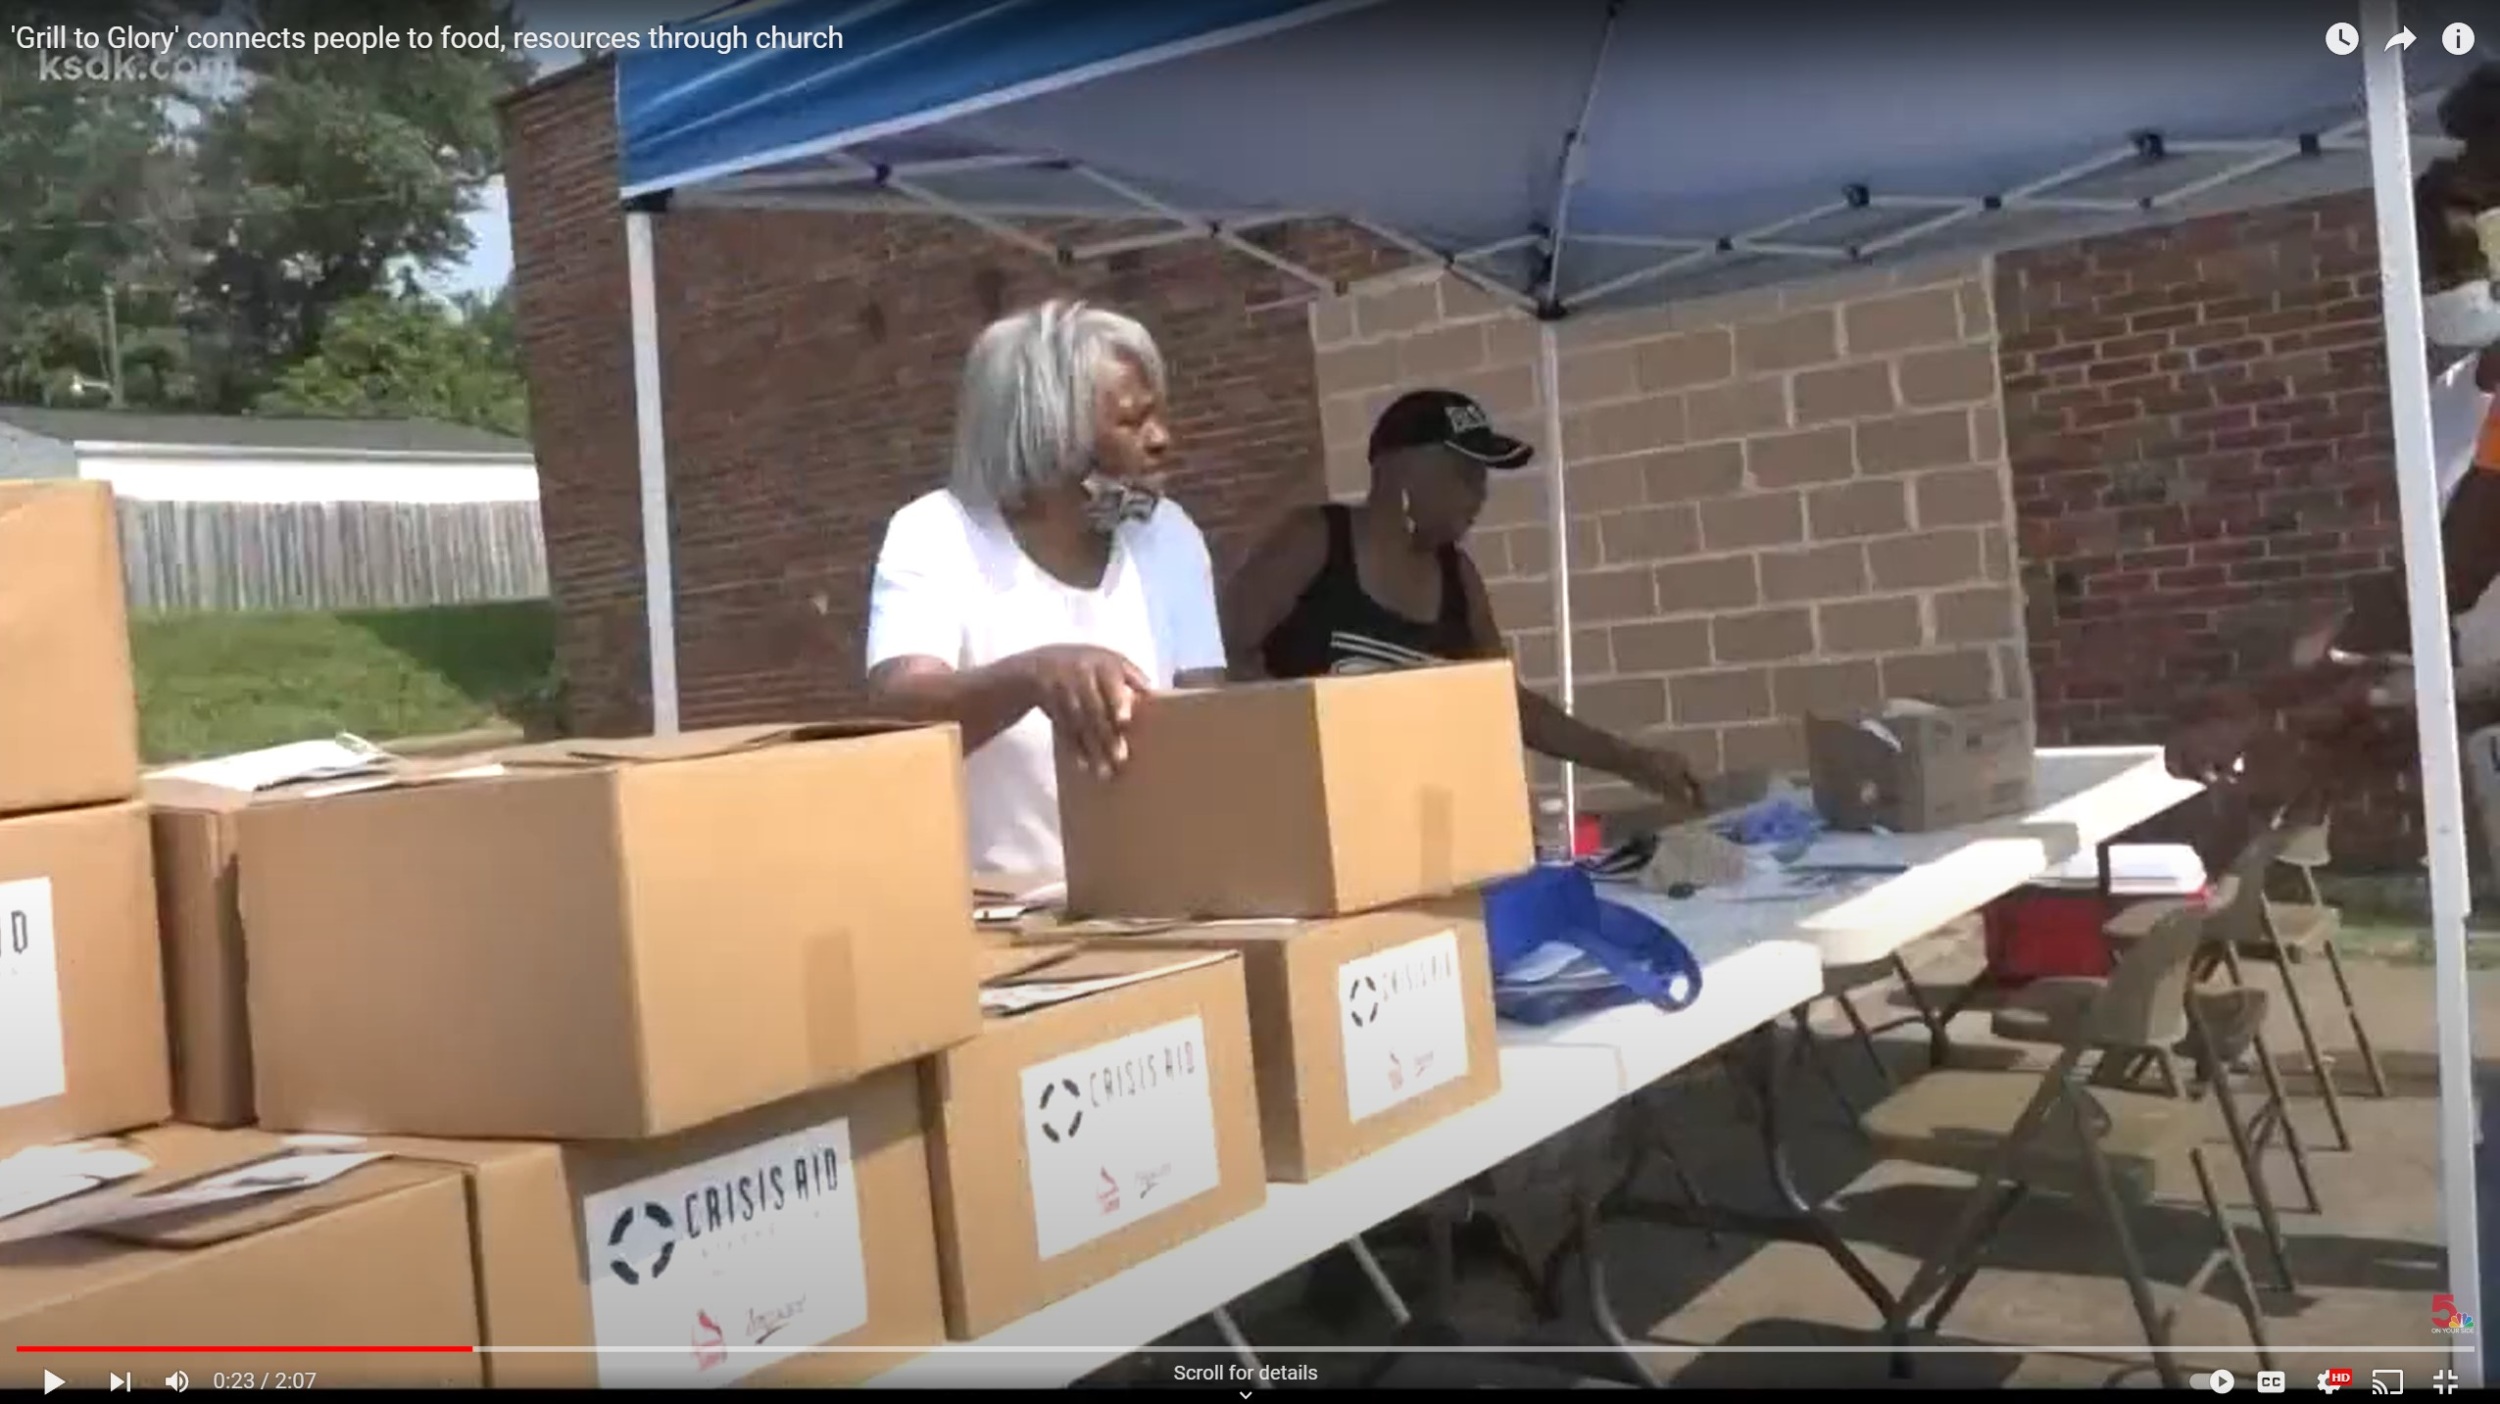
top-left (0, 481), bottom-right (170, 1161)
top-left (1028, 659), bottom-right (1531, 1185)
top-left (926, 941), bottom-right (1267, 1337)
top-left (2, 629), bottom-right (1539, 1373)
top-left (3, 721), bottom-right (997, 1383)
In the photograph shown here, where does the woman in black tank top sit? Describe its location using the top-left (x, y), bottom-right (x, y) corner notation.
top-left (1221, 389), bottom-right (1709, 1321)
top-left (1259, 504), bottom-right (1477, 677)
top-left (1221, 388), bottom-right (1704, 807)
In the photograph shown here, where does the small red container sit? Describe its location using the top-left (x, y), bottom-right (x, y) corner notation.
top-left (1573, 813), bottom-right (1604, 858)
top-left (1982, 892), bottom-right (2122, 983)
top-left (1981, 851), bottom-right (2211, 986)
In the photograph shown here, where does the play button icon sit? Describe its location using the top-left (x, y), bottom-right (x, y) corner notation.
top-left (42, 1371), bottom-right (64, 1395)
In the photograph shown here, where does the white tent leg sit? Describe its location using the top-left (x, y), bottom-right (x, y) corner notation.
top-left (1537, 320), bottom-right (1577, 822)
top-left (625, 210), bottom-right (682, 736)
top-left (2361, 0), bottom-right (2480, 1381)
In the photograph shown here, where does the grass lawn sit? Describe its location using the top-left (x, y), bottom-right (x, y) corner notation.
top-left (129, 600), bottom-right (559, 764)
top-left (2337, 920), bottom-right (2500, 970)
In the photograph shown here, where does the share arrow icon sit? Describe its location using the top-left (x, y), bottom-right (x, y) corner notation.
top-left (2388, 26), bottom-right (2417, 50)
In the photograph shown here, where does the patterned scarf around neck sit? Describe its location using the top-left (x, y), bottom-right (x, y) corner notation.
top-left (1080, 474), bottom-right (1165, 532)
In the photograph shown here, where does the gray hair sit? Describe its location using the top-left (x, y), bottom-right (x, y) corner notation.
top-left (948, 299), bottom-right (1167, 510)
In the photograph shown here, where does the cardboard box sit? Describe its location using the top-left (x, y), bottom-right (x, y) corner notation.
top-left (0, 1124), bottom-right (485, 1387)
top-left (143, 738), bottom-right (514, 1128)
top-left (409, 1066), bottom-right (947, 1388)
top-left (1091, 898), bottom-right (1502, 1182)
top-left (1805, 697), bottom-right (2036, 833)
top-left (0, 481), bottom-right (141, 818)
top-left (1057, 660), bottom-right (1535, 919)
top-left (924, 945), bottom-right (1266, 1338)
top-left (0, 803), bottom-right (169, 1158)
top-left (144, 783), bottom-right (256, 1127)
top-left (236, 723), bottom-right (983, 1139)
top-left (0, 1069), bottom-right (944, 1387)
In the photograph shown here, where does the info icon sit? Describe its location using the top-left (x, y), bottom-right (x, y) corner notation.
top-left (2258, 1370), bottom-right (2287, 1394)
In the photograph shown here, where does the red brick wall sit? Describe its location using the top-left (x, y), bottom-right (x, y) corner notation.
top-left (1998, 192), bottom-right (2415, 862)
top-left (501, 63), bottom-right (1400, 736)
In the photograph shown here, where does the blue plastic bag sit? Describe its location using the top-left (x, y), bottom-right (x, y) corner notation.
top-left (1480, 865), bottom-right (1704, 1025)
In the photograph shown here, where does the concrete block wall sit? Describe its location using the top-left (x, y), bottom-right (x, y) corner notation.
top-left (1311, 264), bottom-right (2029, 802)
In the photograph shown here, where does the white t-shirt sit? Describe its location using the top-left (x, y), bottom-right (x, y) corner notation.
top-left (864, 489), bottom-right (1226, 876)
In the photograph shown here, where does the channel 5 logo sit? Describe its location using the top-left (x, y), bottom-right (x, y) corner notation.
top-left (2434, 1291), bottom-right (2477, 1332)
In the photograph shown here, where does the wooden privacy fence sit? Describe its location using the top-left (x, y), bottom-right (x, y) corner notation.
top-left (118, 499), bottom-right (550, 613)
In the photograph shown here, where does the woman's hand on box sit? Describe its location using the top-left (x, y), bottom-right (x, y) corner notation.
top-left (1015, 645), bottom-right (1151, 779)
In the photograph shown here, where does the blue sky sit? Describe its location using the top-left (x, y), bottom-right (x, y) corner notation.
top-left (427, 1), bottom-right (721, 298)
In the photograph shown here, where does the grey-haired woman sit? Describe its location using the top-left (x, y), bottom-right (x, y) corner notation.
top-left (866, 298), bottom-right (1226, 876)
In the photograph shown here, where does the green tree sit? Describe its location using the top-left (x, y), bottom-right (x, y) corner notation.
top-left (256, 289), bottom-right (527, 437)
top-left (183, 0), bottom-right (531, 409)
top-left (0, 2), bottom-right (218, 406)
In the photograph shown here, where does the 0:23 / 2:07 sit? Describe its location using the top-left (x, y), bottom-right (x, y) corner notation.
top-left (209, 1374), bottom-right (318, 1390)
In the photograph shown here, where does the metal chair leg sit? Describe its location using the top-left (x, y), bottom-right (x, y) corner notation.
top-left (1894, 1066), bottom-right (2073, 1327)
top-left (1345, 1235), bottom-right (1413, 1328)
top-left (2220, 942), bottom-right (2349, 1156)
top-left (2190, 1146), bottom-right (2279, 1374)
top-left (2069, 1095), bottom-right (2185, 1390)
top-left (1791, 1007), bottom-right (1867, 1133)
top-left (1892, 953), bottom-right (1954, 1069)
top-left (2255, 928), bottom-right (2355, 1151)
top-left (2187, 1004), bottom-right (2298, 1291)
top-left (2241, 1023), bottom-right (2325, 1216)
top-left (1919, 1182), bottom-right (2029, 1335)
top-left (1571, 1188), bottom-right (1661, 1387)
top-left (1608, 1108), bottom-right (1722, 1253)
top-left (2317, 937), bottom-right (2391, 1099)
top-left (1208, 1306), bottom-right (1262, 1371)
top-left (2200, 947), bottom-right (2324, 1217)
top-left (1833, 987), bottom-right (1896, 1087)
top-left (2152, 1049), bottom-right (2187, 1098)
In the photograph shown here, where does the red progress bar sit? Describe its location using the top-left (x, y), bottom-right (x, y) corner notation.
top-left (17, 1346), bottom-right (475, 1354)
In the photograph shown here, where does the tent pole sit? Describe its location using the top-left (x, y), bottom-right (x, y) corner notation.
top-left (2360, 0), bottom-right (2480, 1379)
top-left (625, 209), bottom-right (682, 736)
top-left (1537, 320), bottom-right (1577, 823)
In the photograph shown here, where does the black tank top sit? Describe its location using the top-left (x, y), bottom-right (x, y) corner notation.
top-left (1259, 505), bottom-right (1479, 678)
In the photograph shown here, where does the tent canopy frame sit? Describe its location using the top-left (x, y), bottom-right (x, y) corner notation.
top-left (638, 107), bottom-right (2414, 322)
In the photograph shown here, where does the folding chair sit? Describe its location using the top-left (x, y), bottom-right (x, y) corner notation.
top-left (2264, 818), bottom-right (2391, 1100)
top-left (1985, 828), bottom-right (2320, 1291)
top-left (2104, 827), bottom-right (2360, 1152)
top-left (1862, 905), bottom-right (2276, 1390)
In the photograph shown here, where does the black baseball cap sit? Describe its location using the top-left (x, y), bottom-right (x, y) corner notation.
top-left (1367, 389), bottom-right (1535, 470)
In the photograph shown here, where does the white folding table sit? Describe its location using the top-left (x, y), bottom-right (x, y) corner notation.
top-left (872, 746), bottom-right (2201, 1388)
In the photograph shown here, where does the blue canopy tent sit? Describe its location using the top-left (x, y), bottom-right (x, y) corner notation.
top-left (613, 0), bottom-right (2484, 1372)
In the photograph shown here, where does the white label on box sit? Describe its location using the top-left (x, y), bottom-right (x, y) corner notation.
top-left (0, 878), bottom-right (65, 1112)
top-left (1338, 929), bottom-right (1472, 1123)
top-left (1020, 1015), bottom-right (1223, 1261)
top-left (580, 1117), bottom-right (868, 1390)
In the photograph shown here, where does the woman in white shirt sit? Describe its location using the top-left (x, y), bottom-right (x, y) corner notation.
top-left (865, 299), bottom-right (1228, 876)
